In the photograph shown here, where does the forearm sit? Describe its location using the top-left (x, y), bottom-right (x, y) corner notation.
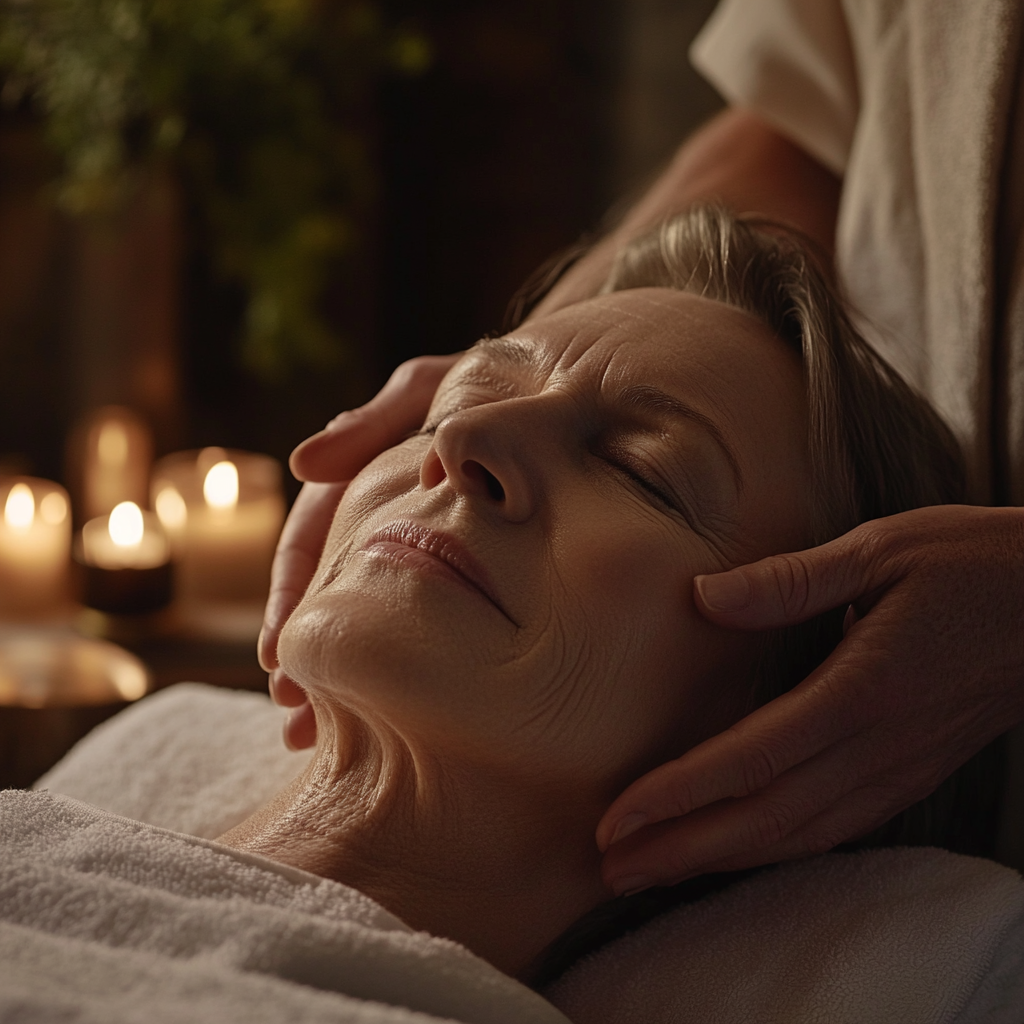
top-left (530, 107), bottom-right (842, 319)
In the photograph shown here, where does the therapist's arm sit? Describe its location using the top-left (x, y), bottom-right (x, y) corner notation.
top-left (531, 107), bottom-right (841, 319)
top-left (260, 106), bottom-right (842, 747)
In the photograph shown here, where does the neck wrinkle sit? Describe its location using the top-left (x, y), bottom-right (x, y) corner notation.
top-left (219, 700), bottom-right (611, 982)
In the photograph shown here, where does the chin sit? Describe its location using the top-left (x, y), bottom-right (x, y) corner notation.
top-left (277, 579), bottom-right (515, 742)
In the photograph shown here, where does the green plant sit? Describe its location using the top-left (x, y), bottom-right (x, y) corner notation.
top-left (0, 0), bottom-right (429, 376)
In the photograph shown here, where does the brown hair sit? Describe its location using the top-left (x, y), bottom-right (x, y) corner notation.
top-left (533, 207), bottom-right (1000, 984)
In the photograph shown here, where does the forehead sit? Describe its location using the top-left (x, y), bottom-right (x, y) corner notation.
top-left (456, 288), bottom-right (799, 407)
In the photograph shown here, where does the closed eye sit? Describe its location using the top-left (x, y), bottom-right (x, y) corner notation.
top-left (610, 457), bottom-right (678, 511)
top-left (599, 442), bottom-right (706, 534)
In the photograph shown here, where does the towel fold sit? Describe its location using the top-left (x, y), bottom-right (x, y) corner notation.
top-left (0, 789), bottom-right (570, 1024)
top-left (32, 684), bottom-right (1024, 1022)
top-left (35, 682), bottom-right (313, 838)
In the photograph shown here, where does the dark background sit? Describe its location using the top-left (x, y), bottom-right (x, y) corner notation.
top-left (0, 0), bottom-right (723, 500)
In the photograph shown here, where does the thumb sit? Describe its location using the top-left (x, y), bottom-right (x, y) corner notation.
top-left (694, 528), bottom-right (894, 630)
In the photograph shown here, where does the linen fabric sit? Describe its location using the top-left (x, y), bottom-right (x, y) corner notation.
top-left (546, 846), bottom-right (1024, 1024)
top-left (692, 0), bottom-right (1024, 503)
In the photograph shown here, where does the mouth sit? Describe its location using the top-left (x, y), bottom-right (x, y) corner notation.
top-left (361, 521), bottom-right (517, 625)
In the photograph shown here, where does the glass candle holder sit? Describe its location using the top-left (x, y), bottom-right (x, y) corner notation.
top-left (151, 448), bottom-right (285, 604)
top-left (76, 502), bottom-right (172, 614)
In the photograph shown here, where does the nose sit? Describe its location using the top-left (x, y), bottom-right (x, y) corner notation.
top-left (419, 402), bottom-right (540, 522)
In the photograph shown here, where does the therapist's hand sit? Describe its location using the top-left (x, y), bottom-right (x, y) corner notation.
top-left (259, 354), bottom-right (459, 749)
top-left (597, 504), bottom-right (1024, 895)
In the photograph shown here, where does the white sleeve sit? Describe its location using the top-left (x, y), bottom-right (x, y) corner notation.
top-left (690, 0), bottom-right (859, 176)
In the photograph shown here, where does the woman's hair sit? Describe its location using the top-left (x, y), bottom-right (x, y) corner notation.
top-left (529, 206), bottom-right (1002, 984)
top-left (603, 205), bottom-right (965, 540)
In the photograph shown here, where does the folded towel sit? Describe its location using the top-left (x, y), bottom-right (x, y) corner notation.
top-left (0, 789), bottom-right (570, 1024)
top-left (35, 682), bottom-right (313, 838)
top-left (546, 846), bottom-right (1024, 1024)
top-left (35, 684), bottom-right (1024, 1023)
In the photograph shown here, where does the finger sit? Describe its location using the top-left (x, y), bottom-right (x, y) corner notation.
top-left (606, 779), bottom-right (917, 895)
top-left (291, 354), bottom-right (459, 482)
top-left (283, 701), bottom-right (318, 751)
top-left (693, 521), bottom-right (903, 630)
top-left (601, 744), bottom-right (913, 893)
top-left (596, 659), bottom-right (867, 852)
top-left (269, 668), bottom-right (307, 708)
top-left (259, 482), bottom-right (347, 672)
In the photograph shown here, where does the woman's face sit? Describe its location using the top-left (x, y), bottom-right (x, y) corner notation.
top-left (280, 288), bottom-right (812, 797)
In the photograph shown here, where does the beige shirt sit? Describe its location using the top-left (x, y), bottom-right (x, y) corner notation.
top-left (692, 0), bottom-right (1024, 503)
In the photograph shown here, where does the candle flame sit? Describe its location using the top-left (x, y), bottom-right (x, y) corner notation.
top-left (155, 486), bottom-right (187, 530)
top-left (4, 483), bottom-right (34, 529)
top-left (204, 461), bottom-right (239, 509)
top-left (109, 501), bottom-right (144, 547)
top-left (40, 491), bottom-right (68, 526)
top-left (97, 420), bottom-right (129, 467)
top-left (111, 660), bottom-right (148, 701)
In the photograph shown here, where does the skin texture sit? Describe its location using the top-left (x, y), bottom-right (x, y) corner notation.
top-left (231, 289), bottom-right (812, 977)
top-left (595, 505), bottom-right (1024, 891)
top-left (260, 106), bottom-right (841, 749)
top-left (260, 105), bottom-right (1024, 885)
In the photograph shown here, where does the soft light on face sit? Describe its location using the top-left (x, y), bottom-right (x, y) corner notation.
top-left (280, 289), bottom-right (812, 796)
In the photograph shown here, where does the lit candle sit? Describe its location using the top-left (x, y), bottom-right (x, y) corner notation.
top-left (151, 448), bottom-right (285, 603)
top-left (77, 406), bottom-right (153, 520)
top-left (76, 501), bottom-right (172, 614)
top-left (0, 478), bottom-right (71, 619)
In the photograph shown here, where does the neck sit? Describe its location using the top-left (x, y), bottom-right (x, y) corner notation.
top-left (218, 705), bottom-right (609, 981)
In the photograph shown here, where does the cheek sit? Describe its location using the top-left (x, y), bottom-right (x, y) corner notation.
top-left (519, 501), bottom-right (756, 785)
top-left (306, 445), bottom-right (424, 586)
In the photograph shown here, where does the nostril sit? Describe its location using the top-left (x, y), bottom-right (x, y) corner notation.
top-left (482, 467), bottom-right (505, 501)
top-left (462, 460), bottom-right (505, 501)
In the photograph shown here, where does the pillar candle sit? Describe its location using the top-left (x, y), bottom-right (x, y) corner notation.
top-left (151, 448), bottom-right (285, 603)
top-left (0, 478), bottom-right (71, 619)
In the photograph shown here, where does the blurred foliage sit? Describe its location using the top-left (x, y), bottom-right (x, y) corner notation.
top-left (0, 0), bottom-right (430, 376)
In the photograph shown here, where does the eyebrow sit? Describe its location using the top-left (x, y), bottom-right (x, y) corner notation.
top-left (618, 384), bottom-right (743, 491)
top-left (468, 335), bottom-right (537, 368)
top-left (469, 336), bottom-right (743, 490)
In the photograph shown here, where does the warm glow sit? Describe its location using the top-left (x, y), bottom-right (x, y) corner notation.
top-left (108, 501), bottom-right (144, 548)
top-left (39, 491), bottom-right (68, 526)
top-left (155, 486), bottom-right (187, 530)
top-left (97, 421), bottom-right (129, 467)
top-left (4, 484), bottom-right (34, 530)
top-left (204, 461), bottom-right (239, 509)
top-left (111, 660), bottom-right (148, 701)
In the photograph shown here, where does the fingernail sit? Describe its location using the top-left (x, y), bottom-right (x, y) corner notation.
top-left (257, 628), bottom-right (269, 672)
top-left (607, 811), bottom-right (648, 848)
top-left (611, 875), bottom-right (654, 898)
top-left (695, 571), bottom-right (751, 612)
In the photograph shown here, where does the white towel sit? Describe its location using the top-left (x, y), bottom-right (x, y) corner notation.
top-left (0, 789), bottom-right (570, 1024)
top-left (33, 685), bottom-right (1024, 1022)
top-left (546, 847), bottom-right (1024, 1024)
top-left (35, 682), bottom-right (313, 838)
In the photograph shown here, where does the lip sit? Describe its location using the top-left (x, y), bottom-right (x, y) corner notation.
top-left (361, 521), bottom-right (516, 625)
